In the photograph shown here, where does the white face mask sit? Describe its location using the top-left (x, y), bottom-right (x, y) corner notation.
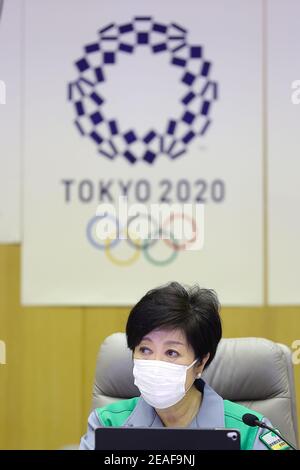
top-left (133, 358), bottom-right (200, 409)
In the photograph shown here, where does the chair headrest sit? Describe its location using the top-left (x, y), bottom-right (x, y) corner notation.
top-left (93, 333), bottom-right (291, 401)
top-left (93, 333), bottom-right (139, 399)
top-left (202, 337), bottom-right (290, 400)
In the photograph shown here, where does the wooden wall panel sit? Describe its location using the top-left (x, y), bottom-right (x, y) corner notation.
top-left (0, 245), bottom-right (9, 449)
top-left (82, 307), bottom-right (129, 430)
top-left (0, 246), bottom-right (83, 449)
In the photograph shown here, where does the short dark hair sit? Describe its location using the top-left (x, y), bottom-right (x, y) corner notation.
top-left (126, 281), bottom-right (222, 369)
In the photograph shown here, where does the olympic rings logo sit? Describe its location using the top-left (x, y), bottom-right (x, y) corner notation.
top-left (86, 211), bottom-right (202, 266)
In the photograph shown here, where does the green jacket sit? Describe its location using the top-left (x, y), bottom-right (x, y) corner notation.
top-left (79, 381), bottom-right (276, 450)
top-left (95, 396), bottom-right (263, 450)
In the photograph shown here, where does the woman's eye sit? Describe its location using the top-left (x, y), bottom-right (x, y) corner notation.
top-left (166, 350), bottom-right (179, 358)
top-left (139, 346), bottom-right (151, 354)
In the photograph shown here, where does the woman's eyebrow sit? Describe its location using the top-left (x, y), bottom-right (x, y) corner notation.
top-left (141, 338), bottom-right (185, 346)
top-left (163, 340), bottom-right (185, 346)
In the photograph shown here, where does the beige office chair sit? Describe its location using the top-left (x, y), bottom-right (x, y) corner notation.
top-left (92, 333), bottom-right (299, 448)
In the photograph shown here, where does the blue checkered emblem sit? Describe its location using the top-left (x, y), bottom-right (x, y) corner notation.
top-left (68, 17), bottom-right (218, 164)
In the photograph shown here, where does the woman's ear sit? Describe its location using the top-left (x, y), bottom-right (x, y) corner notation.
top-left (196, 353), bottom-right (210, 377)
top-left (202, 352), bottom-right (210, 367)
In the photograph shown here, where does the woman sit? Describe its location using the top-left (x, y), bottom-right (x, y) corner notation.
top-left (79, 282), bottom-right (276, 450)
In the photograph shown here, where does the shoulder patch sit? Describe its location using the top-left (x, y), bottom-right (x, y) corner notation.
top-left (224, 400), bottom-right (264, 422)
top-left (259, 430), bottom-right (292, 450)
top-left (96, 397), bottom-right (140, 427)
top-left (100, 397), bottom-right (139, 414)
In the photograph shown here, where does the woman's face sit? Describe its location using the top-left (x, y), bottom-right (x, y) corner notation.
top-left (133, 328), bottom-right (209, 391)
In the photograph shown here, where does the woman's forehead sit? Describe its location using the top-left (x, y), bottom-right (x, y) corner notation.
top-left (141, 328), bottom-right (187, 345)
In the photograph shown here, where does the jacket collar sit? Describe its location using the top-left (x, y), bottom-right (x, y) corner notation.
top-left (123, 379), bottom-right (225, 428)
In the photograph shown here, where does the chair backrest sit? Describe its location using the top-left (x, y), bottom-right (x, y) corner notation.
top-left (92, 333), bottom-right (299, 448)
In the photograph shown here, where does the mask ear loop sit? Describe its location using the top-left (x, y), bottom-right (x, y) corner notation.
top-left (186, 358), bottom-right (202, 381)
top-left (193, 358), bottom-right (202, 379)
top-left (184, 358), bottom-right (202, 397)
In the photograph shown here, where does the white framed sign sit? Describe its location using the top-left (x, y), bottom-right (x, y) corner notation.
top-left (22, 0), bottom-right (263, 306)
